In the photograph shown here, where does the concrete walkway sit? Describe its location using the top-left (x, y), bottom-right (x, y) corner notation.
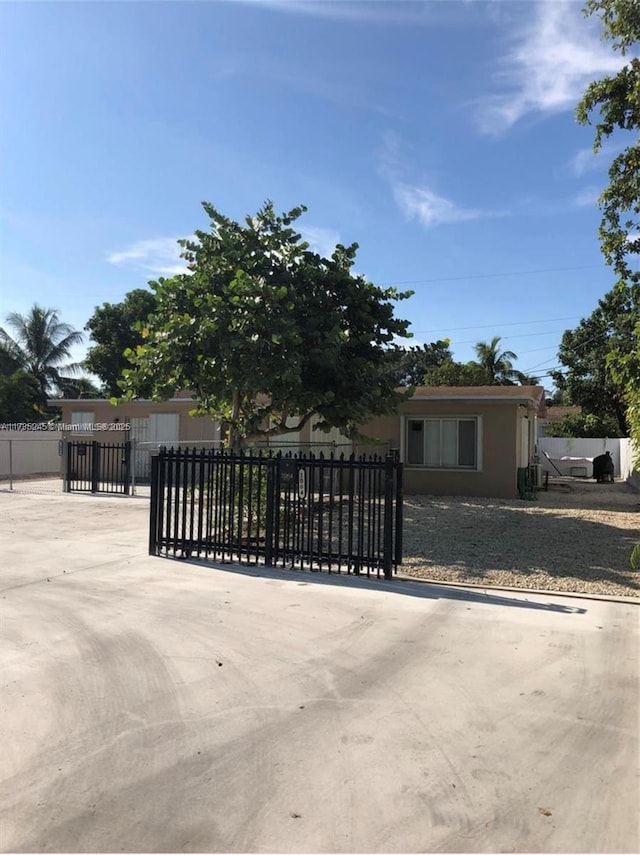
top-left (1, 491), bottom-right (638, 853)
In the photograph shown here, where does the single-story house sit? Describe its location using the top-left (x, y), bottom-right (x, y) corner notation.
top-left (48, 392), bottom-right (220, 446)
top-left (47, 393), bottom-right (221, 481)
top-left (358, 385), bottom-right (546, 499)
top-left (50, 385), bottom-right (546, 499)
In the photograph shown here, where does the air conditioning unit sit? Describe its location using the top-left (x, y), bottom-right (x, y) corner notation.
top-left (529, 463), bottom-right (544, 488)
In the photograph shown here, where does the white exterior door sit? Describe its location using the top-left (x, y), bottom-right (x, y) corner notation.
top-left (519, 415), bottom-right (530, 467)
top-left (130, 417), bottom-right (150, 478)
top-left (149, 413), bottom-right (180, 446)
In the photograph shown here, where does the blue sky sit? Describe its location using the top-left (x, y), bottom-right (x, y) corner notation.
top-left (1, 0), bottom-right (636, 393)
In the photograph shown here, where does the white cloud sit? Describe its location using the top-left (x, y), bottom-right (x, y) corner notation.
top-left (393, 182), bottom-right (484, 229)
top-left (569, 141), bottom-right (626, 176)
top-left (106, 237), bottom-right (189, 276)
top-left (298, 225), bottom-right (341, 258)
top-left (378, 132), bottom-right (492, 230)
top-left (573, 186), bottom-right (601, 207)
top-left (229, 0), bottom-right (430, 25)
top-left (570, 146), bottom-right (600, 177)
top-left (476, 0), bottom-right (629, 134)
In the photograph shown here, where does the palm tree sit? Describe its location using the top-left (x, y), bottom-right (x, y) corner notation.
top-left (515, 371), bottom-right (541, 386)
top-left (473, 336), bottom-right (520, 385)
top-left (0, 305), bottom-right (83, 401)
top-left (57, 375), bottom-right (102, 399)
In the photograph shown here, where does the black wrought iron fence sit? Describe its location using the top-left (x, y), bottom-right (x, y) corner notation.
top-left (149, 447), bottom-right (403, 578)
top-left (66, 440), bottom-right (131, 494)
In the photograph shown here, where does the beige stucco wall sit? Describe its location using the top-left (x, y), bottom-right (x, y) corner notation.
top-left (53, 396), bottom-right (535, 498)
top-left (358, 401), bottom-right (522, 499)
top-left (55, 400), bottom-right (220, 444)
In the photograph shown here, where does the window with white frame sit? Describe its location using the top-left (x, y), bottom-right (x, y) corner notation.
top-left (70, 411), bottom-right (94, 432)
top-left (406, 417), bottom-right (479, 468)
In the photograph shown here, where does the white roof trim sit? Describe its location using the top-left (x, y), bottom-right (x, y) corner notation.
top-left (47, 398), bottom-right (198, 405)
top-left (409, 394), bottom-right (541, 407)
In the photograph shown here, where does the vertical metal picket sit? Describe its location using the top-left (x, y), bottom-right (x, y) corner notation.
top-left (382, 453), bottom-right (395, 580)
top-left (149, 454), bottom-right (160, 555)
top-left (148, 446), bottom-right (403, 576)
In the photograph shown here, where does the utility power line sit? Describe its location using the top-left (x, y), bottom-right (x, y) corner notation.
top-left (449, 328), bottom-right (570, 347)
top-left (382, 264), bottom-right (605, 287)
top-left (410, 314), bottom-right (581, 334)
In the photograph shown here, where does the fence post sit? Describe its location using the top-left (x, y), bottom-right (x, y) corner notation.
top-left (91, 441), bottom-right (99, 494)
top-left (394, 455), bottom-right (403, 570)
top-left (264, 458), bottom-right (277, 567)
top-left (382, 453), bottom-right (394, 580)
top-left (8, 440), bottom-right (13, 491)
top-left (65, 440), bottom-right (72, 492)
top-left (123, 440), bottom-right (132, 496)
top-left (149, 454), bottom-right (159, 555)
top-left (130, 438), bottom-right (136, 495)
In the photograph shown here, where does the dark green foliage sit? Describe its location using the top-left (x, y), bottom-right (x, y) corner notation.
top-left (545, 389), bottom-right (572, 407)
top-left (0, 304), bottom-right (83, 404)
top-left (421, 336), bottom-right (539, 387)
top-left (606, 317), bottom-right (640, 458)
top-left (473, 336), bottom-right (539, 385)
top-left (119, 201), bottom-right (413, 447)
top-left (552, 283), bottom-right (638, 437)
top-left (0, 369), bottom-right (43, 423)
top-left (84, 289), bottom-right (157, 396)
top-left (548, 411), bottom-right (623, 438)
top-left (576, 0), bottom-right (639, 283)
top-left (423, 359), bottom-right (494, 387)
top-left (576, 2), bottom-right (639, 564)
top-left (383, 340), bottom-right (453, 386)
top-left (56, 376), bottom-right (103, 399)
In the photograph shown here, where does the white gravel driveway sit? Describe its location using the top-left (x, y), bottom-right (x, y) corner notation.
top-left (401, 478), bottom-right (640, 598)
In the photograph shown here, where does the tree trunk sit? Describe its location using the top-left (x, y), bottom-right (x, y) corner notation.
top-left (615, 400), bottom-right (630, 437)
top-left (229, 388), bottom-right (242, 452)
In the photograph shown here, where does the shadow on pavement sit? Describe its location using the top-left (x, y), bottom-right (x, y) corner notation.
top-left (173, 556), bottom-right (588, 615)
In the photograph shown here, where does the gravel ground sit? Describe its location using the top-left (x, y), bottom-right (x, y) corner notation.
top-left (3, 475), bottom-right (638, 599)
top-left (400, 477), bottom-right (640, 599)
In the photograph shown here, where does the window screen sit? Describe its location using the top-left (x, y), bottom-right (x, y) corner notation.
top-left (406, 417), bottom-right (478, 468)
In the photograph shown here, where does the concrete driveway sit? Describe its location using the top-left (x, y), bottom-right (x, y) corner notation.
top-left (1, 490), bottom-right (638, 853)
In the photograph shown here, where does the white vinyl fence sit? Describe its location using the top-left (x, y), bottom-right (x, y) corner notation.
top-left (537, 436), bottom-right (638, 485)
top-left (619, 438), bottom-right (639, 488)
top-left (0, 433), bottom-right (63, 482)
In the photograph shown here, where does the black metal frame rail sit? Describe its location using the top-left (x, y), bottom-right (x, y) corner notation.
top-left (66, 440), bottom-right (131, 494)
top-left (149, 448), bottom-right (403, 578)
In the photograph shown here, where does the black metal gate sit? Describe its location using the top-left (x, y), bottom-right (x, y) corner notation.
top-left (66, 440), bottom-right (131, 495)
top-left (149, 448), bottom-right (403, 578)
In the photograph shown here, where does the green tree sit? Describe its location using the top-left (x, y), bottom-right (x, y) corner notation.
top-left (84, 289), bottom-right (157, 396)
top-left (577, 0), bottom-right (639, 564)
top-left (473, 336), bottom-right (522, 385)
top-left (0, 305), bottom-right (83, 404)
top-left (576, 0), bottom-right (639, 284)
top-left (608, 319), bottom-right (639, 569)
top-left (383, 340), bottom-right (453, 386)
top-left (548, 410), bottom-right (622, 438)
top-left (56, 375), bottom-right (103, 399)
top-left (0, 370), bottom-right (43, 423)
top-left (119, 201), bottom-right (413, 448)
top-left (552, 283), bottom-right (638, 437)
top-left (423, 359), bottom-right (493, 387)
top-left (0, 341), bottom-right (22, 376)
top-left (606, 318), bottom-right (640, 454)
top-left (545, 389), bottom-right (572, 407)
top-left (515, 371), bottom-right (542, 386)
